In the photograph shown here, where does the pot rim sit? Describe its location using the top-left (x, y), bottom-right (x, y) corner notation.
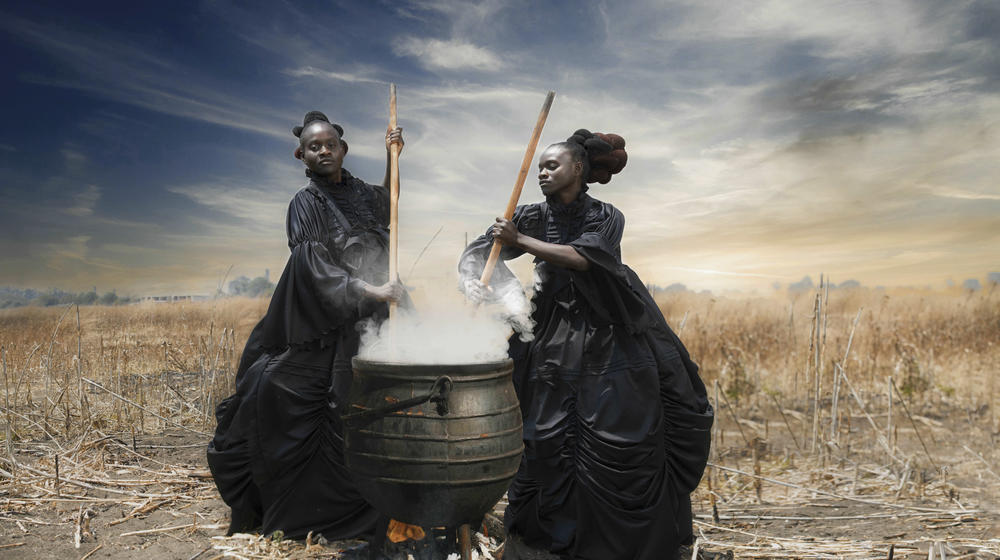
top-left (352, 357), bottom-right (513, 376)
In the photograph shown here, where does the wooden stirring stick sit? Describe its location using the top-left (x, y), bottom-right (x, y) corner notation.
top-left (388, 83), bottom-right (400, 321)
top-left (478, 91), bottom-right (555, 288)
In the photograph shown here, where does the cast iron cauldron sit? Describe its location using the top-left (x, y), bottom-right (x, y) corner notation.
top-left (343, 358), bottom-right (523, 528)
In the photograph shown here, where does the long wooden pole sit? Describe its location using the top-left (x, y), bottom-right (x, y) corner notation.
top-left (388, 84), bottom-right (400, 319)
top-left (479, 91), bottom-right (555, 287)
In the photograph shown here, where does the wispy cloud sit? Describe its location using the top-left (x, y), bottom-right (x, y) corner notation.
top-left (61, 149), bottom-right (87, 165)
top-left (63, 185), bottom-right (101, 217)
top-left (660, 266), bottom-right (792, 280)
top-left (166, 158), bottom-right (302, 228)
top-left (393, 37), bottom-right (503, 71)
top-left (284, 66), bottom-right (386, 85)
top-left (1, 16), bottom-right (297, 140)
top-left (926, 186), bottom-right (1000, 201)
top-left (46, 235), bottom-right (92, 270)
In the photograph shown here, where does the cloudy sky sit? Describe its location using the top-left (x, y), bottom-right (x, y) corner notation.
top-left (1, 0), bottom-right (997, 295)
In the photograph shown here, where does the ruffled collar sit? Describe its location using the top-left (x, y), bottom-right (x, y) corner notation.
top-left (305, 167), bottom-right (354, 189)
top-left (546, 189), bottom-right (591, 221)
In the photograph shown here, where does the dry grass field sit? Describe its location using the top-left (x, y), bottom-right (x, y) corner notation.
top-left (1, 287), bottom-right (998, 558)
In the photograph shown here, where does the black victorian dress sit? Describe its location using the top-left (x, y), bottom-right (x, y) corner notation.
top-left (207, 169), bottom-right (391, 540)
top-left (460, 192), bottom-right (714, 559)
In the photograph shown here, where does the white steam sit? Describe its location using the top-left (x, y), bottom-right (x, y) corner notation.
top-left (357, 284), bottom-right (534, 365)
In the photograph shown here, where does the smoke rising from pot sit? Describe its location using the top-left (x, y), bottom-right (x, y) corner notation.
top-left (357, 285), bottom-right (533, 365)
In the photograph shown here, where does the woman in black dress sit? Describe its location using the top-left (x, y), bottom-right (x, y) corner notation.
top-left (208, 111), bottom-right (405, 539)
top-left (460, 130), bottom-right (713, 559)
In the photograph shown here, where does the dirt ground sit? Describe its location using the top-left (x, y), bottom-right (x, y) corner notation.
top-left (694, 500), bottom-right (1000, 558)
top-left (687, 394), bottom-right (1000, 559)
top-left (2, 417), bottom-right (999, 559)
top-left (1, 431), bottom-right (232, 560)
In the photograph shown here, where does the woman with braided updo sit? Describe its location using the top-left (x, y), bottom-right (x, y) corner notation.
top-left (208, 111), bottom-right (405, 540)
top-left (460, 130), bottom-right (714, 559)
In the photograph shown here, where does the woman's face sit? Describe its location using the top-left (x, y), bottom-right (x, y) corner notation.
top-left (298, 122), bottom-right (345, 177)
top-left (537, 145), bottom-right (582, 198)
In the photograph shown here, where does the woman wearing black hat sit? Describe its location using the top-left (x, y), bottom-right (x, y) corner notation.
top-left (208, 112), bottom-right (405, 540)
top-left (460, 131), bottom-right (714, 559)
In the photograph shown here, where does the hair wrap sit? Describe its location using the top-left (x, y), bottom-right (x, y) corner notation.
top-left (565, 129), bottom-right (628, 184)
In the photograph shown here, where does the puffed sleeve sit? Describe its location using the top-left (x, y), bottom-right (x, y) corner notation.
top-left (458, 204), bottom-right (542, 299)
top-left (567, 203), bottom-right (654, 333)
top-left (252, 189), bottom-right (368, 350)
top-left (569, 202), bottom-right (626, 273)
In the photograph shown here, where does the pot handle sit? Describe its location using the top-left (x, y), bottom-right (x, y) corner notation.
top-left (342, 376), bottom-right (453, 426)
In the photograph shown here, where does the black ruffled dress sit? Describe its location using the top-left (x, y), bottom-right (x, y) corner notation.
top-left (459, 192), bottom-right (714, 559)
top-left (207, 169), bottom-right (390, 539)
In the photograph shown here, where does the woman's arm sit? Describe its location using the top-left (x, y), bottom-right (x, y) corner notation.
top-left (289, 191), bottom-right (404, 305)
top-left (357, 279), bottom-right (405, 302)
top-left (491, 217), bottom-right (590, 271)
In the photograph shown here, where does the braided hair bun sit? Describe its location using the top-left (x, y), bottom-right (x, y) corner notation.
top-left (566, 129), bottom-right (628, 184)
top-left (293, 111), bottom-right (348, 153)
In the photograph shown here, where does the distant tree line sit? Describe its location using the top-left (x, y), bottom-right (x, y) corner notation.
top-left (0, 287), bottom-right (134, 309)
top-left (227, 275), bottom-right (275, 298)
top-left (2, 271), bottom-right (993, 309)
top-left (781, 273), bottom-right (1000, 293)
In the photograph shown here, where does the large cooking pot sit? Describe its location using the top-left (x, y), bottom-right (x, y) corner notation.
top-left (343, 358), bottom-right (523, 528)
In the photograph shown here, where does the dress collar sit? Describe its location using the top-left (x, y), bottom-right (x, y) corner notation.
top-left (305, 167), bottom-right (353, 189)
top-left (546, 190), bottom-right (591, 220)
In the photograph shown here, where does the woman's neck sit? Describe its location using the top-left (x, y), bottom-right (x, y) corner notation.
top-left (548, 182), bottom-right (586, 205)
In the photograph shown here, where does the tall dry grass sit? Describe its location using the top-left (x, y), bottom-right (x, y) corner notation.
top-left (0, 298), bottom-right (266, 443)
top-left (659, 287), bottom-right (999, 407)
top-left (0, 286), bottom-right (996, 446)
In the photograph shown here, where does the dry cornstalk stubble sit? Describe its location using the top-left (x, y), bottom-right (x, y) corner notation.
top-left (664, 282), bottom-right (1000, 558)
top-left (0, 288), bottom-right (998, 558)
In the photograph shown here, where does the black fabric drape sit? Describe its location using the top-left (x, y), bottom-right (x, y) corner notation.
top-left (459, 192), bottom-right (713, 559)
top-left (207, 169), bottom-right (390, 540)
